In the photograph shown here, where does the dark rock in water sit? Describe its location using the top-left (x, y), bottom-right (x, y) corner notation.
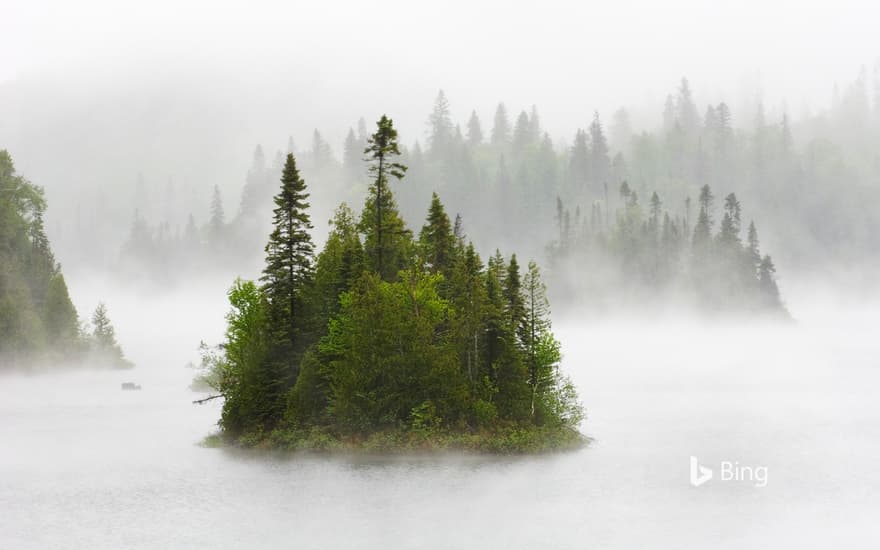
top-left (121, 382), bottom-right (141, 391)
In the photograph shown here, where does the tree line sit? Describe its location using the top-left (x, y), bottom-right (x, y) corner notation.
top-left (548, 181), bottom-right (786, 313)
top-left (0, 150), bottom-right (131, 368)
top-left (112, 71), bottom-right (878, 300)
top-left (204, 117), bottom-right (583, 451)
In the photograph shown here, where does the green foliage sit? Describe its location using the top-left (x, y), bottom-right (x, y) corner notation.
top-left (260, 153), bottom-right (316, 419)
top-left (0, 150), bottom-right (130, 368)
top-left (214, 278), bottom-right (272, 436)
top-left (323, 271), bottom-right (467, 431)
top-left (362, 115), bottom-right (411, 281)
top-left (206, 117), bottom-right (583, 453)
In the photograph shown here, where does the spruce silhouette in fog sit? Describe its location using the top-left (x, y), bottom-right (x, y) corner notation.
top-left (89, 303), bottom-right (132, 369)
top-left (548, 181), bottom-right (786, 314)
top-left (201, 117), bottom-right (583, 452)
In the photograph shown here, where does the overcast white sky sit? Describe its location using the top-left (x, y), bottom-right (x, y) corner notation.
top-left (3, 0), bottom-right (878, 136)
top-left (1, 0), bottom-right (878, 206)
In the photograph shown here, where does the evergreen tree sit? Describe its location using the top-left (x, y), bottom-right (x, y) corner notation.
top-left (450, 242), bottom-right (487, 384)
top-left (311, 129), bottom-right (334, 171)
top-left (758, 255), bottom-right (782, 310)
top-left (718, 193), bottom-right (742, 246)
top-left (466, 110), bottom-right (484, 147)
top-left (208, 185), bottom-right (225, 243)
top-left (747, 221), bottom-right (761, 273)
top-left (427, 90), bottom-right (454, 159)
top-left (528, 105), bottom-right (542, 142)
top-left (676, 77), bottom-right (700, 135)
top-left (419, 193), bottom-right (456, 279)
top-left (90, 303), bottom-right (132, 368)
top-left (490, 102), bottom-right (511, 148)
top-left (512, 110), bottom-right (532, 154)
top-left (362, 115), bottom-right (410, 281)
top-left (569, 129), bottom-right (590, 194)
top-left (42, 273), bottom-right (79, 354)
top-left (589, 112), bottom-right (611, 190)
top-left (503, 254), bottom-right (525, 344)
top-left (260, 153), bottom-right (316, 423)
top-left (343, 128), bottom-right (362, 182)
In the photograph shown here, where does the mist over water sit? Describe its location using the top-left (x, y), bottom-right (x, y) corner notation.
top-left (2, 1), bottom-right (879, 547)
top-left (2, 275), bottom-right (878, 549)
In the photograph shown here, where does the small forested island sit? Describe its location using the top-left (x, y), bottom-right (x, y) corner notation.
top-left (201, 116), bottom-right (584, 453)
top-left (0, 150), bottom-right (131, 369)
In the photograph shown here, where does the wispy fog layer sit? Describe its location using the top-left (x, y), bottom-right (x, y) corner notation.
top-left (2, 1), bottom-right (880, 547)
top-left (1, 283), bottom-right (878, 548)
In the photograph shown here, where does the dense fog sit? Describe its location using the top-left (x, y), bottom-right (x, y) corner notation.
top-left (2, 1), bottom-right (879, 548)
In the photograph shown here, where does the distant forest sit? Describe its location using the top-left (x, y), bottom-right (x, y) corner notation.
top-left (0, 151), bottom-right (130, 368)
top-left (87, 72), bottom-right (877, 306)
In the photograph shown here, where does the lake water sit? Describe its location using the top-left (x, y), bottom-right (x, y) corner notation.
top-left (1, 279), bottom-right (879, 549)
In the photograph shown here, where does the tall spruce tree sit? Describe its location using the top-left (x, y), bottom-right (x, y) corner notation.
top-left (589, 112), bottom-right (611, 190)
top-left (419, 193), bottom-right (456, 279)
top-left (491, 103), bottom-right (511, 148)
top-left (466, 110), bottom-right (484, 146)
top-left (260, 153), bottom-right (316, 421)
top-left (362, 115), bottom-right (409, 281)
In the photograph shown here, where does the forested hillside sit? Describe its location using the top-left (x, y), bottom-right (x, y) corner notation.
top-left (0, 150), bottom-right (131, 369)
top-left (201, 117), bottom-right (583, 452)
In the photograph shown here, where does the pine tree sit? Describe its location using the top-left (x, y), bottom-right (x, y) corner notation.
top-left (90, 303), bottom-right (131, 368)
top-left (466, 110), bottom-right (483, 147)
top-left (649, 192), bottom-right (662, 231)
top-left (569, 129), bottom-right (590, 194)
top-left (589, 112), bottom-right (610, 190)
top-left (697, 184), bottom-right (714, 227)
top-left (718, 193), bottom-right (742, 246)
top-left (311, 129), bottom-right (334, 171)
top-left (260, 153), bottom-right (316, 421)
top-left (42, 273), bottom-right (80, 354)
top-left (503, 254), bottom-right (525, 344)
top-left (343, 128), bottom-right (361, 182)
top-left (450, 242), bottom-right (487, 383)
top-left (747, 221), bottom-right (761, 273)
top-left (362, 115), bottom-right (409, 281)
top-left (528, 105), bottom-right (542, 143)
top-left (758, 255), bottom-right (782, 310)
top-left (208, 185), bottom-right (225, 243)
top-left (419, 193), bottom-right (456, 278)
top-left (491, 103), bottom-right (511, 148)
top-left (512, 110), bottom-right (532, 154)
top-left (676, 77), bottom-right (700, 135)
top-left (427, 90), bottom-right (454, 159)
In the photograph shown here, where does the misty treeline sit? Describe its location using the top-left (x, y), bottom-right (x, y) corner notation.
top-left (113, 70), bottom-right (877, 302)
top-left (0, 151), bottom-right (131, 369)
top-left (548, 182), bottom-right (785, 313)
top-left (201, 116), bottom-right (583, 451)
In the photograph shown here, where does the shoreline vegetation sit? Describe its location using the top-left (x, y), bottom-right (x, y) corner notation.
top-left (201, 425), bottom-right (588, 455)
top-left (0, 151), bottom-right (132, 370)
top-left (200, 115), bottom-right (586, 454)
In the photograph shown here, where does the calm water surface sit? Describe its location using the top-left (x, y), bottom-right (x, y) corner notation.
top-left (1, 282), bottom-right (878, 549)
